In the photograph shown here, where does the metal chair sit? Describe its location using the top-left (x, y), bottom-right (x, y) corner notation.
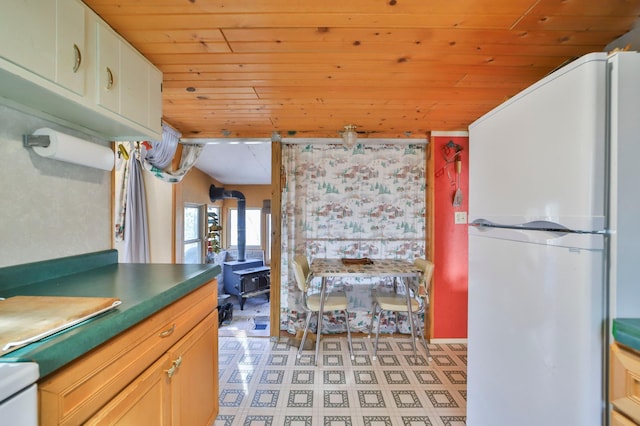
top-left (368, 258), bottom-right (433, 362)
top-left (293, 255), bottom-right (354, 363)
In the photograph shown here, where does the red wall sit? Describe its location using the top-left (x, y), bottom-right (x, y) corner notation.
top-left (431, 133), bottom-right (468, 339)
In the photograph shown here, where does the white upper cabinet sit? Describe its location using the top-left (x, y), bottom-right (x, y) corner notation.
top-left (0, 0), bottom-right (85, 95)
top-left (96, 19), bottom-right (163, 133)
top-left (0, 0), bottom-right (56, 80)
top-left (56, 0), bottom-right (86, 96)
top-left (0, 0), bottom-right (162, 140)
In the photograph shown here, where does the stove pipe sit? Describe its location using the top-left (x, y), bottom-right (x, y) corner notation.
top-left (209, 185), bottom-right (246, 262)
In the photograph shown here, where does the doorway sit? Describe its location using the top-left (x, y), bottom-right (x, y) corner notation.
top-left (215, 204), bottom-right (272, 337)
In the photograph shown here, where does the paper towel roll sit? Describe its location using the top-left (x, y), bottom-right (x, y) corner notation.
top-left (32, 128), bottom-right (114, 171)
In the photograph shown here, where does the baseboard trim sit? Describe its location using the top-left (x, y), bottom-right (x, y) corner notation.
top-left (430, 338), bottom-right (468, 344)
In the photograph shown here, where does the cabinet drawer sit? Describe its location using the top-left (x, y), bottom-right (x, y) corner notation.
top-left (611, 343), bottom-right (640, 424)
top-left (39, 281), bottom-right (216, 426)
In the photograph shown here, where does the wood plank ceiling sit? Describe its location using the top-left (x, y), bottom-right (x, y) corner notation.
top-left (84, 0), bottom-right (640, 139)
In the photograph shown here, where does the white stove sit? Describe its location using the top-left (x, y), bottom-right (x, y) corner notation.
top-left (0, 362), bottom-right (38, 426)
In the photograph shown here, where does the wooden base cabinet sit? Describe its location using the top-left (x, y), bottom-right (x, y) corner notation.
top-left (86, 311), bottom-right (218, 425)
top-left (169, 312), bottom-right (218, 425)
top-left (39, 282), bottom-right (218, 426)
top-left (85, 352), bottom-right (172, 425)
top-left (610, 343), bottom-right (640, 425)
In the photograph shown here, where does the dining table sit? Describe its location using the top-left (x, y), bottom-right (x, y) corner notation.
top-left (308, 258), bottom-right (423, 365)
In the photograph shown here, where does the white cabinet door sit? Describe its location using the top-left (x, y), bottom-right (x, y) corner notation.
top-left (120, 44), bottom-right (149, 128)
top-left (56, 0), bottom-right (86, 96)
top-left (97, 24), bottom-right (162, 134)
top-left (148, 66), bottom-right (163, 133)
top-left (96, 21), bottom-right (120, 114)
top-left (0, 0), bottom-right (56, 80)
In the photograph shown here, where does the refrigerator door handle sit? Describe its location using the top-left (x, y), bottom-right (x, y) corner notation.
top-left (470, 218), bottom-right (608, 235)
top-left (469, 218), bottom-right (606, 250)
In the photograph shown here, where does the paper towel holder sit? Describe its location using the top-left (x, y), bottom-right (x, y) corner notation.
top-left (22, 128), bottom-right (115, 171)
top-left (23, 134), bottom-right (51, 148)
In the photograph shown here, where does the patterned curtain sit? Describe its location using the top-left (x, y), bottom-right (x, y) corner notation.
top-left (281, 143), bottom-right (427, 335)
top-left (139, 123), bottom-right (205, 183)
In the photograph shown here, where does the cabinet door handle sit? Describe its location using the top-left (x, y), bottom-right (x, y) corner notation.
top-left (106, 67), bottom-right (114, 90)
top-left (159, 323), bottom-right (176, 337)
top-left (174, 355), bottom-right (183, 369)
top-left (164, 356), bottom-right (183, 379)
top-left (165, 363), bottom-right (176, 378)
top-left (72, 44), bottom-right (82, 73)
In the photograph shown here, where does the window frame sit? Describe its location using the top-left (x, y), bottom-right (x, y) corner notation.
top-left (228, 207), bottom-right (262, 249)
top-left (264, 212), bottom-right (271, 265)
top-left (183, 203), bottom-right (205, 264)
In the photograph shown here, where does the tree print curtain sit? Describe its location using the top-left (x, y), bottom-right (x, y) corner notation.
top-left (281, 143), bottom-right (426, 335)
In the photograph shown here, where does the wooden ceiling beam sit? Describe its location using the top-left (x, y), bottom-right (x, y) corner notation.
top-left (147, 52), bottom-right (572, 68)
top-left (84, 0), bottom-right (537, 15)
top-left (88, 14), bottom-right (524, 31)
top-left (219, 27), bottom-right (626, 45)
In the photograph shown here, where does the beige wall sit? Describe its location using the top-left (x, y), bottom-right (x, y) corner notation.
top-left (117, 160), bottom-right (272, 265)
top-left (143, 174), bottom-right (173, 263)
top-left (113, 143), bottom-right (173, 264)
top-left (218, 184), bottom-right (271, 251)
top-left (221, 185), bottom-right (272, 208)
top-left (174, 167), bottom-right (223, 263)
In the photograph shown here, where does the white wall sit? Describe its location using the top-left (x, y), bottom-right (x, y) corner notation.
top-left (0, 104), bottom-right (111, 267)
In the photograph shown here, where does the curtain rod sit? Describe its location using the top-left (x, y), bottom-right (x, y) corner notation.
top-left (281, 138), bottom-right (428, 145)
top-left (180, 138), bottom-right (428, 145)
top-left (180, 138), bottom-right (270, 145)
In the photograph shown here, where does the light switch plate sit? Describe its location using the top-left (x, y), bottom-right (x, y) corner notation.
top-left (454, 211), bottom-right (467, 224)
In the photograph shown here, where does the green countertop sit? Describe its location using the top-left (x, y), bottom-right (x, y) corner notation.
top-left (0, 250), bottom-right (220, 378)
top-left (613, 319), bottom-right (640, 352)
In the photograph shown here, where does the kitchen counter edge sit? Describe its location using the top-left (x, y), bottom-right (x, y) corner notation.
top-left (0, 250), bottom-right (221, 378)
top-left (612, 318), bottom-right (640, 353)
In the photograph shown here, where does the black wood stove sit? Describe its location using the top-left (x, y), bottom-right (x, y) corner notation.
top-left (223, 260), bottom-right (270, 310)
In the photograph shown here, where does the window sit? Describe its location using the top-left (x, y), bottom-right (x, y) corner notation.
top-left (229, 208), bottom-right (261, 247)
top-left (265, 212), bottom-right (271, 265)
top-left (183, 204), bottom-right (204, 263)
top-left (207, 206), bottom-right (222, 256)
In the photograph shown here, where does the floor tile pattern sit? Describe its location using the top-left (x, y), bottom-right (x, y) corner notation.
top-left (215, 335), bottom-right (466, 425)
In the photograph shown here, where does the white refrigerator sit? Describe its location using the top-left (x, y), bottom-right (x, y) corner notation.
top-left (467, 51), bottom-right (640, 426)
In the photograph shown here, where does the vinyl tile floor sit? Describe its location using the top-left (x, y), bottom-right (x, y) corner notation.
top-left (215, 335), bottom-right (467, 426)
top-left (218, 295), bottom-right (271, 337)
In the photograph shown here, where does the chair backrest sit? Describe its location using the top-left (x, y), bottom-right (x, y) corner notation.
top-left (414, 258), bottom-right (434, 295)
top-left (297, 255), bottom-right (310, 278)
top-left (293, 255), bottom-right (310, 292)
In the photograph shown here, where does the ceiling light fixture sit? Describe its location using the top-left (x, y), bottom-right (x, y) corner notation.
top-left (342, 124), bottom-right (358, 147)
